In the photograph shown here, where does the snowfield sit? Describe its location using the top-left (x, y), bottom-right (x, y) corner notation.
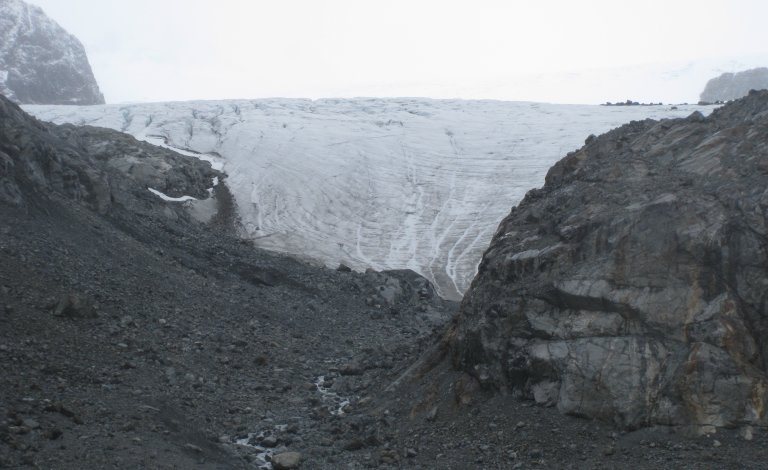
top-left (26, 99), bottom-right (711, 299)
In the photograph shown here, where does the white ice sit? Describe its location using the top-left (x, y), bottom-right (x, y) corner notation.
top-left (26, 99), bottom-right (713, 299)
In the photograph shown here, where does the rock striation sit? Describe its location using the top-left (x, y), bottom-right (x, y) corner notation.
top-left (0, 0), bottom-right (104, 105)
top-left (452, 90), bottom-right (768, 430)
top-left (700, 67), bottom-right (768, 103)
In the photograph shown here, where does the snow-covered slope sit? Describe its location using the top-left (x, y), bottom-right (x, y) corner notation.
top-left (0, 0), bottom-right (103, 104)
top-left (26, 99), bottom-right (710, 299)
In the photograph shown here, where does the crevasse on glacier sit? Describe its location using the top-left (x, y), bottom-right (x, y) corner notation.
top-left (26, 99), bottom-right (709, 299)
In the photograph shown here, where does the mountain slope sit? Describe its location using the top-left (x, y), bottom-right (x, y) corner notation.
top-left (0, 94), bottom-right (455, 468)
top-left (0, 0), bottom-right (104, 105)
top-left (27, 99), bottom-right (711, 299)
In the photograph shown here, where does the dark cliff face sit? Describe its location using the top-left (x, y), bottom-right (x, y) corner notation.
top-left (452, 90), bottom-right (768, 430)
top-left (700, 67), bottom-right (768, 103)
top-left (0, 0), bottom-right (104, 105)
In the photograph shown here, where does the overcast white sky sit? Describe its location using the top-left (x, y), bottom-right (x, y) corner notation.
top-left (29, 0), bottom-right (768, 104)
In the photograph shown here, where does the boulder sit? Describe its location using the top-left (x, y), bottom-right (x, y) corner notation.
top-left (271, 451), bottom-right (302, 470)
top-left (452, 90), bottom-right (768, 429)
top-left (53, 294), bottom-right (96, 319)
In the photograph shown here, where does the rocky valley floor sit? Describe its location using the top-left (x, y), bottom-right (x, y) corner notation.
top-left (2, 96), bottom-right (768, 469)
top-left (3, 194), bottom-right (768, 470)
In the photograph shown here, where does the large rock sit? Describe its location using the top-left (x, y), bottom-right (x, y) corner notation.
top-left (700, 67), bottom-right (768, 103)
top-left (452, 90), bottom-right (768, 429)
top-left (271, 452), bottom-right (302, 470)
top-left (0, 0), bottom-right (104, 105)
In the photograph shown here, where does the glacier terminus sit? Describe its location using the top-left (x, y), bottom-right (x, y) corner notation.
top-left (26, 99), bottom-right (711, 299)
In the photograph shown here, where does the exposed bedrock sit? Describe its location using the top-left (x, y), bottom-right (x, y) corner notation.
top-left (0, 95), bottom-right (219, 219)
top-left (452, 90), bottom-right (768, 430)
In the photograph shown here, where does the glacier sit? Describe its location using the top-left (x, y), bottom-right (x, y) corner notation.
top-left (26, 99), bottom-right (711, 299)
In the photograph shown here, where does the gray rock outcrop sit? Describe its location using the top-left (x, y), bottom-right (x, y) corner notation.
top-left (0, 0), bottom-right (104, 105)
top-left (0, 95), bottom-right (218, 216)
top-left (452, 90), bottom-right (768, 430)
top-left (700, 67), bottom-right (768, 103)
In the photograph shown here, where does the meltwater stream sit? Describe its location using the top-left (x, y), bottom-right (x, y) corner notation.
top-left (234, 375), bottom-right (355, 469)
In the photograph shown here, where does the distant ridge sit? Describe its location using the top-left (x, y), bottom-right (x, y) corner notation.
top-left (700, 67), bottom-right (768, 103)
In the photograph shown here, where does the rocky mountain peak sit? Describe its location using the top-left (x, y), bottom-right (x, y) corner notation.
top-left (0, 0), bottom-right (104, 105)
top-left (452, 90), bottom-right (768, 430)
